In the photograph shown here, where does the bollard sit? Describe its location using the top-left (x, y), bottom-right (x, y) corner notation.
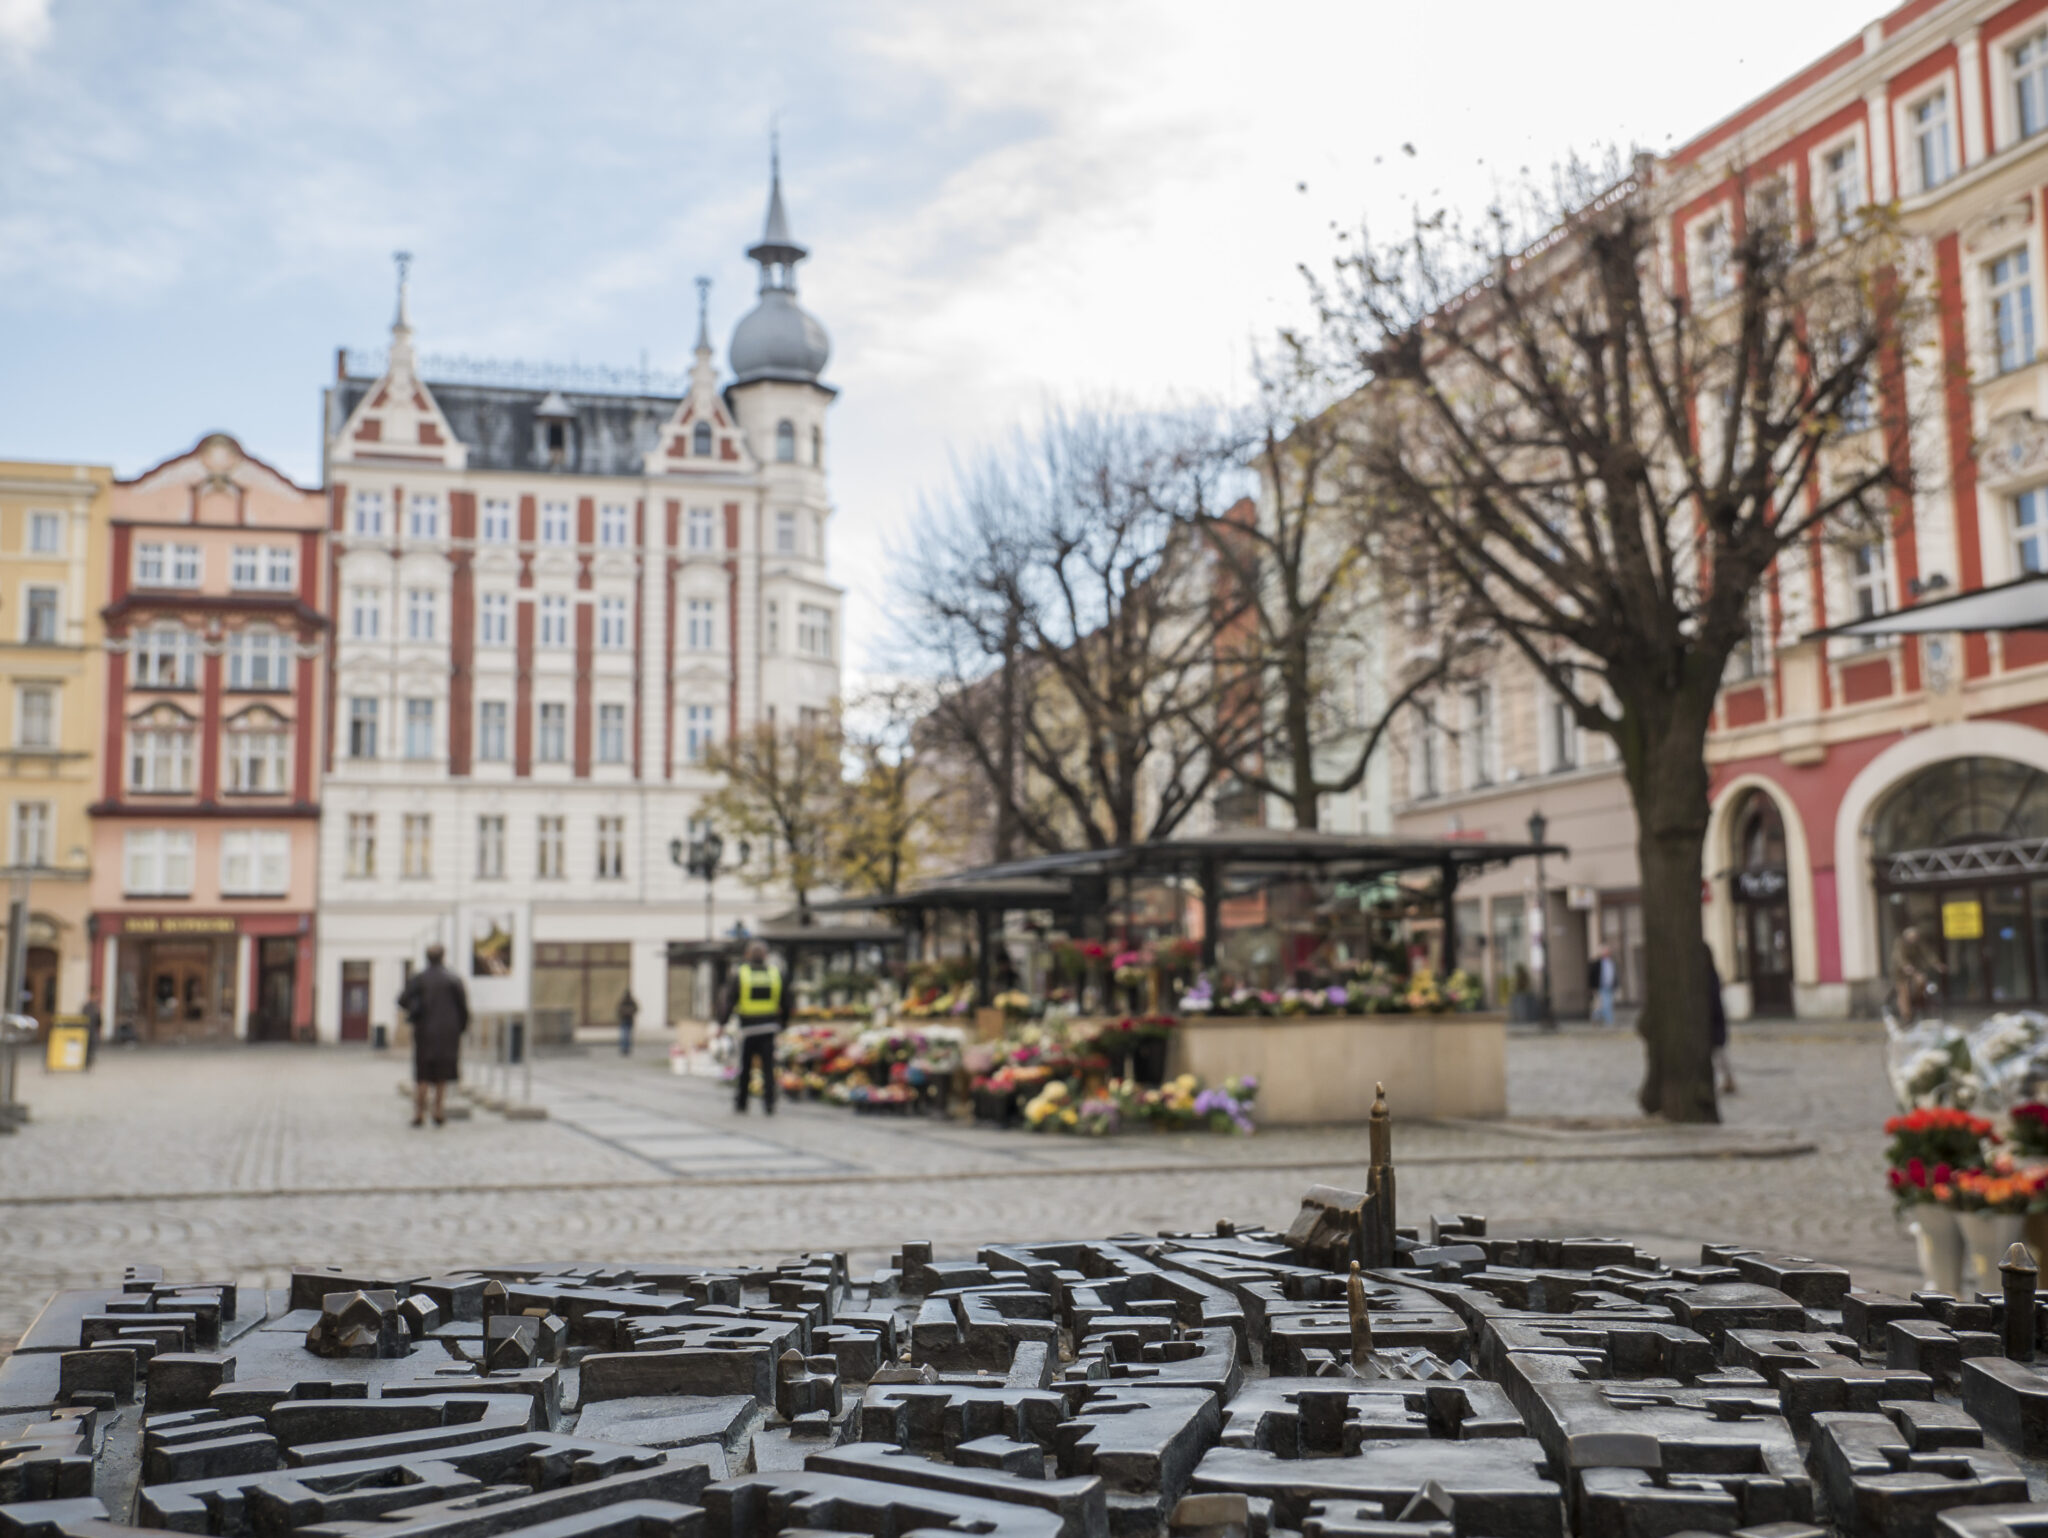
top-left (2002, 1241), bottom-right (2038, 1361)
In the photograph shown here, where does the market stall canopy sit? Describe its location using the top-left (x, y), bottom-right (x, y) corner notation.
top-left (665, 919), bottom-right (904, 966)
top-left (1811, 572), bottom-right (2048, 640)
top-left (812, 877), bottom-right (1076, 915)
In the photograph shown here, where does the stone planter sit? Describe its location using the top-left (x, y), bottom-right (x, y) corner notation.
top-left (1166, 1012), bottom-right (1507, 1124)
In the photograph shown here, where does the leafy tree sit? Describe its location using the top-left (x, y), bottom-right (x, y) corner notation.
top-left (701, 718), bottom-right (843, 914)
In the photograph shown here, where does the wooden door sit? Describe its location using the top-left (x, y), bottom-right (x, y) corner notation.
top-left (339, 960), bottom-right (371, 1042)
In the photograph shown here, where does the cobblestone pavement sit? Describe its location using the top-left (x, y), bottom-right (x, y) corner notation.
top-left (0, 1020), bottom-right (1916, 1346)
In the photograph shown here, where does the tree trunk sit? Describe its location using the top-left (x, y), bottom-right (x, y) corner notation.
top-left (995, 615), bottom-right (1019, 863)
top-left (1620, 689), bottom-right (1720, 1124)
top-left (1283, 637), bottom-right (1319, 829)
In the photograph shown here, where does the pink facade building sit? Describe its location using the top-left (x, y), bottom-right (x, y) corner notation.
top-left (91, 433), bottom-right (328, 1042)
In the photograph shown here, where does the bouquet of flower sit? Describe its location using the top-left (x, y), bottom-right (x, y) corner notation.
top-left (1112, 950), bottom-right (1151, 988)
top-left (991, 990), bottom-right (1035, 1020)
top-left (1193, 1074), bottom-right (1258, 1134)
top-left (1948, 1159), bottom-right (2048, 1213)
top-left (1024, 1079), bottom-right (1078, 1131)
top-left (1076, 1096), bottom-right (1120, 1136)
top-left (1884, 1106), bottom-right (1996, 1208)
top-left (1444, 969), bottom-right (1484, 1012)
top-left (1405, 969), bottom-right (1445, 1013)
top-left (2012, 1102), bottom-right (2048, 1156)
top-left (1886, 1017), bottom-right (1980, 1109)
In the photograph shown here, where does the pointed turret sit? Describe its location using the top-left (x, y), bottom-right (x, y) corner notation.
top-left (328, 251), bottom-right (466, 470)
top-left (730, 141), bottom-right (831, 387)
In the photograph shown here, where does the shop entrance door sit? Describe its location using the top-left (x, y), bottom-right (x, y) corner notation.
top-left (339, 961), bottom-right (371, 1042)
top-left (252, 938), bottom-right (297, 1042)
top-left (21, 946), bottom-right (56, 1027)
top-left (145, 942), bottom-right (218, 1041)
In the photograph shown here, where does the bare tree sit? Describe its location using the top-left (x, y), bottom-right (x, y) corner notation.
top-left (701, 719), bottom-right (844, 914)
top-left (1196, 366), bottom-right (1485, 829)
top-left (894, 409), bottom-right (1243, 853)
top-left (1313, 161), bottom-right (1912, 1120)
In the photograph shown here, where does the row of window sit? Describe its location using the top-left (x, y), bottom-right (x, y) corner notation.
top-left (342, 590), bottom-right (833, 657)
top-left (344, 811), bottom-right (628, 882)
top-left (127, 707), bottom-right (292, 794)
top-left (135, 542), bottom-right (296, 591)
top-left (1408, 683), bottom-right (1584, 801)
top-left (346, 493), bottom-right (823, 557)
top-left (343, 697), bottom-right (717, 765)
top-left (123, 828), bottom-right (291, 897)
top-left (128, 625), bottom-right (296, 690)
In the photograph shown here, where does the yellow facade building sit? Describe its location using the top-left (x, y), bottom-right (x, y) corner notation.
top-left (0, 460), bottom-right (110, 1023)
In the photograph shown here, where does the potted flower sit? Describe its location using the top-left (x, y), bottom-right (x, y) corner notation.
top-left (1952, 1159), bottom-right (2043, 1289)
top-left (1130, 1015), bottom-right (1178, 1088)
top-left (1885, 1107), bottom-right (1997, 1295)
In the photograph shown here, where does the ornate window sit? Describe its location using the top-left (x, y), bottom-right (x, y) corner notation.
top-left (228, 626), bottom-right (291, 691)
top-left (693, 421), bottom-right (713, 456)
top-left (775, 419), bottom-right (797, 462)
top-left (131, 625), bottom-right (196, 688)
top-left (225, 705), bottom-right (290, 793)
top-left (127, 704), bottom-right (195, 792)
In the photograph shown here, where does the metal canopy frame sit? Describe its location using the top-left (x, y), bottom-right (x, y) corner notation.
top-left (1808, 571), bottom-right (2048, 640)
top-left (1880, 837), bottom-right (2048, 885)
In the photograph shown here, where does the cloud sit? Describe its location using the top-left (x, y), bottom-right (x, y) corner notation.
top-left (0, 0), bottom-right (50, 60)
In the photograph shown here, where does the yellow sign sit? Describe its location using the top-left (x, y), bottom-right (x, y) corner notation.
top-left (1943, 900), bottom-right (1984, 941)
top-left (45, 1025), bottom-right (87, 1072)
top-left (122, 916), bottom-right (237, 935)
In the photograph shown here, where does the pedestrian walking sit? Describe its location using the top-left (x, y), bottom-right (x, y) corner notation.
top-left (616, 988), bottom-right (639, 1056)
top-left (82, 993), bottom-right (101, 1070)
top-left (1704, 941), bottom-right (1736, 1096)
top-left (1587, 945), bottom-right (1617, 1026)
top-left (1890, 924), bottom-right (1946, 1024)
top-left (397, 944), bottom-right (469, 1127)
top-left (719, 940), bottom-right (789, 1114)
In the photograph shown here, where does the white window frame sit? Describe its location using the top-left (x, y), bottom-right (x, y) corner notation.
top-left (536, 815), bottom-right (565, 879)
top-left (597, 701), bottom-right (626, 763)
top-left (401, 812), bottom-right (432, 879)
top-left (684, 703), bottom-right (714, 763)
top-left (11, 801), bottom-right (50, 868)
top-left (536, 701), bottom-right (567, 763)
top-left (539, 501), bottom-right (573, 545)
top-left (598, 595), bottom-right (627, 650)
top-left (408, 493), bottom-right (442, 540)
top-left (124, 828), bottom-right (194, 896)
top-left (169, 545), bottom-right (200, 586)
top-left (476, 814), bottom-right (505, 879)
top-left (1990, 246), bottom-right (2037, 375)
top-left (539, 594), bottom-right (569, 648)
top-left (344, 813), bottom-right (376, 878)
top-left (598, 503), bottom-right (629, 547)
top-left (596, 815), bottom-right (625, 879)
top-left (15, 684), bottom-right (54, 750)
top-left (26, 512), bottom-right (60, 555)
top-left (477, 700), bottom-right (508, 762)
top-left (479, 591), bottom-right (509, 646)
top-left (687, 507), bottom-right (716, 551)
top-left (775, 510), bottom-right (798, 554)
top-left (352, 490), bottom-right (386, 537)
top-left (128, 714), bottom-right (195, 793)
top-left (1847, 537), bottom-right (1893, 647)
top-left (480, 497), bottom-right (514, 543)
top-left (797, 603), bottom-right (833, 658)
top-left (221, 829), bottom-right (289, 897)
top-left (22, 586), bottom-right (59, 644)
top-left (132, 625), bottom-right (197, 688)
top-left (686, 598), bottom-right (715, 652)
top-left (403, 698), bottom-right (434, 760)
top-left (230, 546), bottom-right (293, 591)
top-left (2017, 486), bottom-right (2048, 576)
top-left (347, 696), bottom-right (379, 759)
top-left (1692, 211), bottom-right (1735, 301)
top-left (2016, 29), bottom-right (2048, 142)
top-left (227, 626), bottom-right (290, 692)
top-left (1816, 136), bottom-right (1862, 237)
top-left (1909, 87), bottom-right (1956, 193)
top-left (226, 716), bottom-right (289, 793)
top-left (406, 587), bottom-right (439, 642)
top-left (350, 588), bottom-right (382, 642)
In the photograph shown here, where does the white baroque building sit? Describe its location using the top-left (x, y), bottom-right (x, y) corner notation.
top-left (314, 161), bottom-right (841, 1043)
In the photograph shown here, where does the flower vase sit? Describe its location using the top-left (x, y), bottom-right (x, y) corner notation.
top-left (1958, 1210), bottom-right (2026, 1291)
top-left (1912, 1206), bottom-right (1966, 1296)
top-left (2025, 1210), bottom-right (2048, 1267)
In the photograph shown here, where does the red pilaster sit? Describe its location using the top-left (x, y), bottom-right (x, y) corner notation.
top-left (514, 598), bottom-right (534, 777)
top-left (1936, 231), bottom-right (1992, 678)
top-left (448, 492), bottom-right (476, 776)
top-left (573, 599), bottom-right (593, 777)
top-left (199, 646), bottom-right (222, 802)
top-left (293, 652), bottom-right (315, 803)
top-left (518, 495), bottom-right (536, 588)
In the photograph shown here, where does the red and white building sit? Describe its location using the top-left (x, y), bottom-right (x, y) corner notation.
top-left (314, 161), bottom-right (842, 1042)
top-left (91, 434), bottom-right (329, 1042)
top-left (1676, 0), bottom-right (2048, 1016)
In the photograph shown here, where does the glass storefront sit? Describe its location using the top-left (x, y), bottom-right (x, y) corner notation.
top-left (1874, 758), bottom-right (2048, 1008)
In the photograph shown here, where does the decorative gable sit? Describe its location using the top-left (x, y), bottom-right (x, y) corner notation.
top-left (331, 293), bottom-right (467, 470)
top-left (648, 382), bottom-right (750, 475)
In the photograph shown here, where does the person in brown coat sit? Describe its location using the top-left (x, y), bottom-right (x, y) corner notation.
top-left (398, 944), bottom-right (469, 1127)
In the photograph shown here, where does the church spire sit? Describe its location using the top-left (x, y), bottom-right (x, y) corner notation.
top-left (747, 134), bottom-right (808, 292)
top-left (694, 275), bottom-right (713, 358)
top-left (389, 250), bottom-right (418, 379)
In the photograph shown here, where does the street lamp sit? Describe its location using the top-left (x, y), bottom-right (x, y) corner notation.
top-left (1527, 809), bottom-right (1555, 1032)
top-left (669, 826), bottom-right (751, 941)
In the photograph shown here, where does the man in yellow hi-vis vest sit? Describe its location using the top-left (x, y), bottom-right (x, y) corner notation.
top-left (717, 939), bottom-right (790, 1114)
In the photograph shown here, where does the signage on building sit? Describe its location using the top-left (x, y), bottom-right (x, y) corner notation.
top-left (1942, 900), bottom-right (1984, 941)
top-left (119, 916), bottom-right (237, 935)
top-left (1736, 868), bottom-right (1788, 900)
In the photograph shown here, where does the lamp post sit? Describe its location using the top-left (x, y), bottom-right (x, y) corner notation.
top-left (669, 826), bottom-right (751, 942)
top-left (1527, 809), bottom-right (1555, 1032)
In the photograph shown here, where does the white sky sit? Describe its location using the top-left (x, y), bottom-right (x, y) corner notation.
top-left (0, 0), bottom-right (1890, 674)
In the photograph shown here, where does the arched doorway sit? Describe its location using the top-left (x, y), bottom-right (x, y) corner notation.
top-left (1730, 791), bottom-right (1794, 1014)
top-left (1873, 756), bottom-right (2048, 1007)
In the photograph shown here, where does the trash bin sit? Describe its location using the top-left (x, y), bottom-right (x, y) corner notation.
top-left (373, 1023), bottom-right (388, 1051)
top-left (506, 1018), bottom-right (525, 1065)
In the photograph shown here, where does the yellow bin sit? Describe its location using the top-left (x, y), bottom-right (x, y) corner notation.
top-left (45, 1022), bottom-right (87, 1072)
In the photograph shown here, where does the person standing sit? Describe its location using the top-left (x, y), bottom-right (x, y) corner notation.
top-left (1705, 941), bottom-right (1736, 1096)
top-left (398, 944), bottom-right (469, 1127)
top-left (719, 940), bottom-right (789, 1114)
top-left (1588, 945), bottom-right (1617, 1026)
top-left (82, 993), bottom-right (101, 1069)
top-left (1890, 925), bottom-right (1946, 1024)
top-left (616, 988), bottom-right (639, 1057)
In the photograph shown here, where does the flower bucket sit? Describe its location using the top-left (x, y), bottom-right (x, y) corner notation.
top-left (1131, 1036), bottom-right (1170, 1089)
top-left (1958, 1210), bottom-right (2026, 1292)
top-left (1912, 1206), bottom-right (1966, 1296)
top-left (2025, 1210), bottom-right (2048, 1267)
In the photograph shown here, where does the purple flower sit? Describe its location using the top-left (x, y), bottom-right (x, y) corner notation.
top-left (1327, 986), bottom-right (1349, 1007)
